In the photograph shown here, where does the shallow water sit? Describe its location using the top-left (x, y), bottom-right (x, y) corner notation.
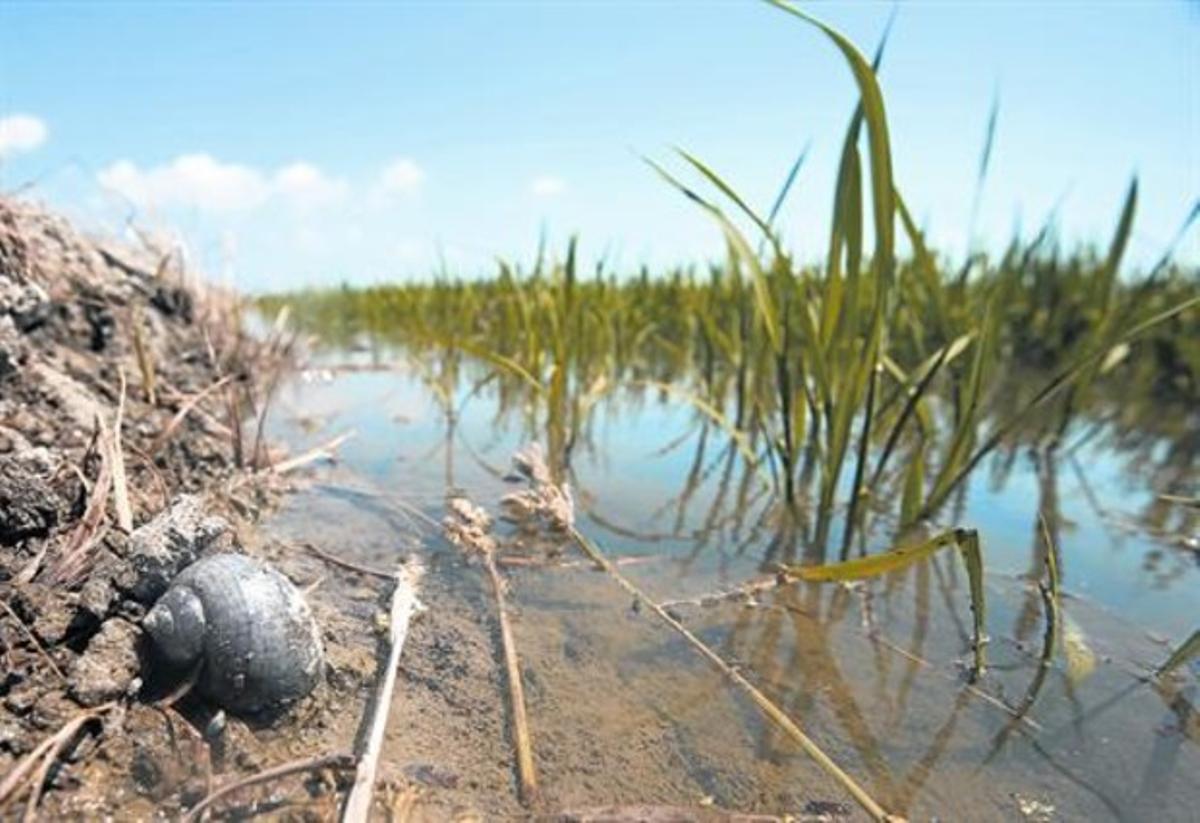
top-left (267, 351), bottom-right (1199, 821)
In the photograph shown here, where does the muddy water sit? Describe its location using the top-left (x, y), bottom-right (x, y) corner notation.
top-left (265, 356), bottom-right (1199, 821)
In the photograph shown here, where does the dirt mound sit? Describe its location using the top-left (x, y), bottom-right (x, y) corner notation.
top-left (0, 196), bottom-right (378, 819)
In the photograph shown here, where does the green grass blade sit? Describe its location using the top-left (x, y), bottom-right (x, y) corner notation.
top-left (922, 293), bottom-right (1200, 517)
top-left (767, 0), bottom-right (895, 283)
top-left (1156, 630), bottom-right (1200, 678)
top-left (766, 140), bottom-right (812, 230)
top-left (646, 156), bottom-right (783, 353)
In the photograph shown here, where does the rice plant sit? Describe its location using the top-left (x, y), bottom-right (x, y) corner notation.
top-left (260, 1), bottom-right (1199, 571)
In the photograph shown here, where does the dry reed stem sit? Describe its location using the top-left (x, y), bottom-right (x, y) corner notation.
top-left (494, 554), bottom-right (658, 571)
top-left (125, 442), bottom-right (171, 510)
top-left (224, 383), bottom-right (244, 469)
top-left (483, 549), bottom-right (538, 805)
top-left (269, 430), bottom-right (356, 475)
top-left (665, 579), bottom-right (1032, 727)
top-left (443, 495), bottom-right (539, 806)
top-left (130, 304), bottom-right (157, 405)
top-left (182, 751), bottom-right (356, 823)
top-left (249, 306), bottom-right (293, 470)
top-left (568, 527), bottom-right (901, 822)
top-left (342, 559), bottom-right (424, 823)
top-left (148, 374), bottom-right (233, 456)
top-left (109, 368), bottom-right (134, 533)
top-left (0, 601), bottom-right (66, 683)
top-left (866, 626), bottom-right (1041, 730)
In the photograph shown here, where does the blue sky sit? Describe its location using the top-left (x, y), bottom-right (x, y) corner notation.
top-left (1, 1), bottom-right (1197, 292)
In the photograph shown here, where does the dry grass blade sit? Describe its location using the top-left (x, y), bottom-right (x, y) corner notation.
top-left (443, 495), bottom-right (539, 806)
top-left (0, 703), bottom-right (113, 814)
top-left (25, 425), bottom-right (113, 585)
top-left (109, 368), bottom-right (134, 533)
top-left (0, 601), bottom-right (67, 683)
top-left (343, 559), bottom-right (424, 823)
top-left (148, 374), bottom-right (233, 456)
top-left (495, 554), bottom-right (658, 570)
top-left (182, 752), bottom-right (356, 823)
top-left (483, 549), bottom-right (538, 806)
top-left (131, 304), bottom-right (158, 405)
top-left (269, 430), bottom-right (356, 475)
top-left (224, 381), bottom-right (245, 469)
top-left (569, 527), bottom-right (901, 822)
top-left (500, 444), bottom-right (901, 816)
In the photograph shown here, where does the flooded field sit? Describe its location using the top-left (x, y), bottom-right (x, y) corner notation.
top-left (3, 2), bottom-right (1197, 820)
top-left (262, 340), bottom-right (1199, 821)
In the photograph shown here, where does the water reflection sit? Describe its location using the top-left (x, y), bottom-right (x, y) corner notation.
top-left (265, 352), bottom-right (1198, 820)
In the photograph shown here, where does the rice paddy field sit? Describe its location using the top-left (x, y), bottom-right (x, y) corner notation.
top-left (253, 7), bottom-right (1199, 821)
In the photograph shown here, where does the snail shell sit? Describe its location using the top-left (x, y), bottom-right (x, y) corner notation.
top-left (143, 553), bottom-right (324, 713)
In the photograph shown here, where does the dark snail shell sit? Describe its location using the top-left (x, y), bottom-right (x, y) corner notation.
top-left (142, 553), bottom-right (324, 713)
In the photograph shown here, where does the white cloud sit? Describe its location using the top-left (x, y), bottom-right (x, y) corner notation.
top-left (273, 162), bottom-right (348, 207)
top-left (0, 114), bottom-right (48, 158)
top-left (98, 154), bottom-right (270, 212)
top-left (97, 154), bottom-right (349, 212)
top-left (378, 158), bottom-right (424, 193)
top-left (530, 175), bottom-right (565, 197)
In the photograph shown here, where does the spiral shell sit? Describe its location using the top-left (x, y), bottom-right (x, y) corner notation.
top-left (143, 553), bottom-right (324, 713)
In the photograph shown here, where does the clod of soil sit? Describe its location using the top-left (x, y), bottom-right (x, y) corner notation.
top-left (121, 494), bottom-right (232, 603)
top-left (68, 618), bottom-right (141, 707)
top-left (0, 195), bottom-right (378, 819)
top-left (0, 454), bottom-right (59, 545)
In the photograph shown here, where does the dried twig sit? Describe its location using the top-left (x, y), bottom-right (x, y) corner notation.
top-left (148, 374), bottom-right (233, 456)
top-left (125, 442), bottom-right (171, 510)
top-left (494, 554), bottom-right (658, 570)
top-left (342, 559), bottom-right (424, 823)
top-left (153, 662), bottom-right (201, 709)
top-left (0, 601), bottom-right (66, 683)
top-left (0, 703), bottom-right (113, 813)
top-left (158, 704), bottom-right (213, 798)
top-left (182, 752), bottom-right (355, 823)
top-left (483, 548), bottom-right (538, 805)
top-left (444, 496), bottom-right (539, 806)
top-left (303, 542), bottom-right (394, 582)
top-left (269, 430), bottom-right (356, 475)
